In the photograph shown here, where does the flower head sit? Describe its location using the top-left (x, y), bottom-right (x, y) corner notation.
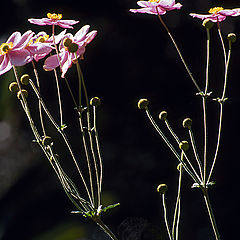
top-left (28, 13), bottom-right (79, 29)
top-left (130, 0), bottom-right (182, 15)
top-left (0, 30), bottom-right (35, 76)
top-left (43, 25), bottom-right (97, 78)
top-left (190, 7), bottom-right (240, 22)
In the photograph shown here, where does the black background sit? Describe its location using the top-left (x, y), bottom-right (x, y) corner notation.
top-left (0, 0), bottom-right (240, 239)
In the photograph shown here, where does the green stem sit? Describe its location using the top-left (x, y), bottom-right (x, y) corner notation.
top-left (162, 194), bottom-right (173, 240)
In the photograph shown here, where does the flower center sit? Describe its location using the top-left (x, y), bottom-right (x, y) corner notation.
top-left (35, 35), bottom-right (49, 43)
top-left (47, 13), bottom-right (62, 20)
top-left (0, 42), bottom-right (13, 55)
top-left (208, 7), bottom-right (224, 14)
top-left (149, 0), bottom-right (160, 2)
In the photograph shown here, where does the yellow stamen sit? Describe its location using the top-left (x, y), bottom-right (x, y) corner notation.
top-left (35, 35), bottom-right (49, 43)
top-left (149, 0), bottom-right (160, 2)
top-left (0, 42), bottom-right (13, 55)
top-left (208, 7), bottom-right (224, 14)
top-left (47, 13), bottom-right (62, 20)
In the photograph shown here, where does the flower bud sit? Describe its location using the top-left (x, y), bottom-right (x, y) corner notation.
top-left (137, 99), bottom-right (149, 110)
top-left (9, 82), bottom-right (19, 93)
top-left (159, 111), bottom-right (167, 121)
top-left (63, 38), bottom-right (73, 48)
top-left (182, 118), bottom-right (192, 129)
top-left (68, 43), bottom-right (79, 53)
top-left (90, 97), bottom-right (101, 107)
top-left (202, 19), bottom-right (214, 29)
top-left (20, 74), bottom-right (30, 85)
top-left (157, 184), bottom-right (168, 194)
top-left (17, 89), bottom-right (28, 99)
top-left (177, 163), bottom-right (184, 172)
top-left (42, 136), bottom-right (53, 146)
top-left (227, 33), bottom-right (237, 43)
top-left (179, 140), bottom-right (189, 151)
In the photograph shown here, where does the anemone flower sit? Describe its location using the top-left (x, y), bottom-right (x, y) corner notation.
top-left (0, 30), bottom-right (35, 76)
top-left (28, 13), bottom-right (79, 29)
top-left (43, 25), bottom-right (97, 78)
top-left (26, 30), bottom-right (66, 61)
top-left (190, 7), bottom-right (240, 22)
top-left (130, 0), bottom-right (182, 15)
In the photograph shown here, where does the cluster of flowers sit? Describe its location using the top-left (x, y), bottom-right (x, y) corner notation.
top-left (0, 13), bottom-right (97, 78)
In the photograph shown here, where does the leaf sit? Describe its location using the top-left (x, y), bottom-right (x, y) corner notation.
top-left (102, 203), bottom-right (120, 213)
top-left (191, 183), bottom-right (201, 189)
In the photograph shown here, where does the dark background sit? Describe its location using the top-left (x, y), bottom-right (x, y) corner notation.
top-left (0, 0), bottom-right (240, 239)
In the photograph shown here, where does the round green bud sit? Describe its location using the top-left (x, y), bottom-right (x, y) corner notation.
top-left (157, 184), bottom-right (168, 194)
top-left (182, 118), bottom-right (192, 129)
top-left (177, 163), bottom-right (184, 172)
top-left (159, 111), bottom-right (167, 121)
top-left (17, 89), bottom-right (28, 99)
top-left (42, 136), bottom-right (53, 146)
top-left (20, 74), bottom-right (30, 85)
top-left (9, 82), bottom-right (19, 93)
top-left (227, 33), bottom-right (237, 43)
top-left (90, 97), bottom-right (101, 107)
top-left (63, 38), bottom-right (73, 48)
top-left (202, 19), bottom-right (214, 29)
top-left (137, 98), bottom-right (149, 110)
top-left (179, 140), bottom-right (189, 151)
top-left (68, 43), bottom-right (79, 53)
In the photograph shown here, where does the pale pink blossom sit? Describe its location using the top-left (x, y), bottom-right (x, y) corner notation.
top-left (0, 30), bottom-right (34, 76)
top-left (190, 7), bottom-right (240, 22)
top-left (130, 0), bottom-right (182, 15)
top-left (28, 13), bottom-right (79, 29)
top-left (44, 25), bottom-right (97, 78)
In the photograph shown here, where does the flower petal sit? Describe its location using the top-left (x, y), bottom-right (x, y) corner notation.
top-left (6, 32), bottom-right (22, 47)
top-left (14, 30), bottom-right (34, 50)
top-left (74, 25), bottom-right (90, 41)
top-left (9, 49), bottom-right (33, 66)
top-left (43, 54), bottom-right (60, 71)
top-left (28, 18), bottom-right (51, 26)
top-left (0, 55), bottom-right (12, 76)
top-left (61, 53), bottom-right (72, 78)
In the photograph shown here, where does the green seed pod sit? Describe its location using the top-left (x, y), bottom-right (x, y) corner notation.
top-left (157, 184), bottom-right (168, 194)
top-left (179, 140), bottom-right (189, 151)
top-left (42, 136), bottom-right (53, 146)
top-left (202, 19), bottom-right (214, 29)
top-left (137, 99), bottom-right (149, 110)
top-left (182, 118), bottom-right (192, 129)
top-left (68, 43), bottom-right (79, 53)
top-left (20, 74), bottom-right (30, 85)
top-left (90, 97), bottom-right (101, 107)
top-left (9, 82), bottom-right (19, 93)
top-left (63, 38), bottom-right (73, 48)
top-left (159, 111), bottom-right (167, 121)
top-left (17, 89), bottom-right (28, 99)
top-left (227, 33), bottom-right (237, 43)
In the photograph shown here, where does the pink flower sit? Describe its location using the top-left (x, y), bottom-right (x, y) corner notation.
top-left (0, 30), bottom-right (35, 76)
top-left (130, 0), bottom-right (182, 15)
top-left (43, 25), bottom-right (97, 78)
top-left (26, 30), bottom-right (66, 61)
top-left (28, 13), bottom-right (79, 29)
top-left (190, 7), bottom-right (240, 22)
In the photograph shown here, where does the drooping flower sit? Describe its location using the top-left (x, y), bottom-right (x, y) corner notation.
top-left (43, 25), bottom-right (97, 78)
top-left (26, 30), bottom-right (66, 61)
top-left (28, 13), bottom-right (79, 29)
top-left (129, 0), bottom-right (182, 15)
top-left (190, 7), bottom-right (240, 22)
top-left (0, 30), bottom-right (35, 76)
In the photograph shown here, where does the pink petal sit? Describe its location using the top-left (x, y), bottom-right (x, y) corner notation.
top-left (130, 7), bottom-right (166, 15)
top-left (52, 29), bottom-right (67, 44)
top-left (61, 54), bottom-right (72, 78)
top-left (43, 54), bottom-right (60, 71)
top-left (28, 18), bottom-right (50, 26)
top-left (6, 32), bottom-right (22, 47)
top-left (0, 55), bottom-right (12, 76)
top-left (219, 9), bottom-right (240, 16)
top-left (74, 25), bottom-right (90, 41)
top-left (9, 49), bottom-right (33, 66)
top-left (14, 30), bottom-right (34, 50)
top-left (85, 30), bottom-right (97, 44)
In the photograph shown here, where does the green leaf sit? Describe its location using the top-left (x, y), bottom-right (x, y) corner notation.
top-left (102, 203), bottom-right (120, 213)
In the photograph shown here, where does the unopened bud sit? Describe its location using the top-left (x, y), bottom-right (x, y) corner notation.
top-left (137, 99), bottom-right (149, 110)
top-left (227, 33), bottom-right (237, 43)
top-left (20, 74), bottom-right (30, 85)
top-left (182, 118), bottom-right (192, 129)
top-left (90, 97), bottom-right (101, 107)
top-left (9, 82), bottom-right (19, 93)
top-left (179, 140), bottom-right (189, 151)
top-left (159, 111), bottom-right (167, 121)
top-left (17, 89), bottom-right (28, 99)
top-left (42, 136), bottom-right (53, 146)
top-left (202, 19), bottom-right (214, 29)
top-left (68, 43), bottom-right (79, 53)
top-left (157, 184), bottom-right (168, 194)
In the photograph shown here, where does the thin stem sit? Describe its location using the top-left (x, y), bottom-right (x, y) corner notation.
top-left (145, 108), bottom-right (202, 185)
top-left (202, 189), bottom-right (221, 240)
top-left (162, 193), bottom-right (173, 240)
top-left (156, 10), bottom-right (201, 92)
top-left (217, 21), bottom-right (227, 65)
top-left (202, 97), bottom-right (207, 186)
